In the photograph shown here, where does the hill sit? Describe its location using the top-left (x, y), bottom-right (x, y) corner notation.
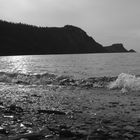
top-left (0, 20), bottom-right (135, 55)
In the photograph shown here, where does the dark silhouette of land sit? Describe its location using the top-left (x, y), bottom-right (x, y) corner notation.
top-left (0, 20), bottom-right (135, 56)
top-left (105, 44), bottom-right (129, 53)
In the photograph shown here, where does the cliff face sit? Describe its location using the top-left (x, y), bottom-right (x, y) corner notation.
top-left (0, 20), bottom-right (135, 55)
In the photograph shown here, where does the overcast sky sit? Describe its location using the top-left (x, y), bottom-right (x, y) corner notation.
top-left (0, 0), bottom-right (140, 51)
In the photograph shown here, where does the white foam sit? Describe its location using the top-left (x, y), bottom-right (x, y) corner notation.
top-left (108, 73), bottom-right (140, 92)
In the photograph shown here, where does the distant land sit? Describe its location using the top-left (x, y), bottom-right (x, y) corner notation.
top-left (0, 20), bottom-right (136, 56)
top-left (105, 44), bottom-right (136, 53)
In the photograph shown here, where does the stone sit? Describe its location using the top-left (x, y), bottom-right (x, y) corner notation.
top-left (8, 132), bottom-right (45, 140)
top-left (5, 104), bottom-right (24, 114)
top-left (123, 125), bottom-right (135, 131)
top-left (76, 130), bottom-right (89, 136)
top-left (123, 133), bottom-right (134, 138)
top-left (37, 109), bottom-right (66, 115)
top-left (0, 127), bottom-right (7, 135)
top-left (110, 131), bottom-right (120, 138)
top-left (59, 130), bottom-right (75, 138)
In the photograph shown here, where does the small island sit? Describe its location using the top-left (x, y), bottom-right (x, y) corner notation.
top-left (0, 20), bottom-right (135, 56)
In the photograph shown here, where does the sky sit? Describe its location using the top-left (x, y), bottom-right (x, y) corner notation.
top-left (0, 0), bottom-right (140, 52)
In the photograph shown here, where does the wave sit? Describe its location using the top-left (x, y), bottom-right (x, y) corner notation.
top-left (1, 72), bottom-right (140, 91)
top-left (108, 73), bottom-right (140, 92)
top-left (0, 71), bottom-right (116, 88)
top-left (0, 72), bottom-right (57, 85)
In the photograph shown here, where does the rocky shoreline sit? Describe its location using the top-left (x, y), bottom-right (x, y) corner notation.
top-left (0, 84), bottom-right (140, 139)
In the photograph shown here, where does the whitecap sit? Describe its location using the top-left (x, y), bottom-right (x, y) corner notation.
top-left (108, 73), bottom-right (140, 92)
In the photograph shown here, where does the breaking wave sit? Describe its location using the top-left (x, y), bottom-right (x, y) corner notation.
top-left (0, 71), bottom-right (116, 88)
top-left (108, 73), bottom-right (140, 92)
top-left (0, 72), bottom-right (57, 85)
top-left (0, 72), bottom-right (140, 91)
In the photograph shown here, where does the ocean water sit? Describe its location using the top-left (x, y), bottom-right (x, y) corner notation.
top-left (0, 53), bottom-right (140, 77)
top-left (0, 53), bottom-right (140, 90)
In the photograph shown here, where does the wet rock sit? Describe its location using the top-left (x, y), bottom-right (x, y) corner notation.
top-left (0, 105), bottom-right (5, 109)
top-left (58, 124), bottom-right (71, 129)
top-left (45, 134), bottom-right (53, 139)
top-left (0, 127), bottom-right (8, 135)
top-left (0, 102), bottom-right (3, 105)
top-left (123, 125), bottom-right (135, 131)
top-left (31, 94), bottom-right (41, 98)
top-left (107, 125), bottom-right (118, 131)
top-left (8, 130), bottom-right (50, 140)
top-left (72, 110), bottom-right (83, 113)
top-left (22, 122), bottom-right (33, 127)
top-left (76, 129), bottom-right (89, 136)
top-left (15, 80), bottom-right (29, 85)
top-left (110, 131), bottom-right (121, 138)
top-left (59, 129), bottom-right (88, 138)
top-left (4, 104), bottom-right (23, 114)
top-left (101, 119), bottom-right (112, 124)
top-left (123, 132), bottom-right (134, 138)
top-left (40, 128), bottom-right (51, 135)
top-left (59, 129), bottom-right (76, 138)
top-left (37, 109), bottom-right (66, 115)
top-left (0, 105), bottom-right (6, 113)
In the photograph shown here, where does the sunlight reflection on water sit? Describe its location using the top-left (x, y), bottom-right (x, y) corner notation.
top-left (0, 53), bottom-right (139, 78)
top-left (8, 56), bottom-right (28, 73)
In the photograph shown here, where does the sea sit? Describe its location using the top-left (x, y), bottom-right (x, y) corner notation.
top-left (0, 53), bottom-right (140, 90)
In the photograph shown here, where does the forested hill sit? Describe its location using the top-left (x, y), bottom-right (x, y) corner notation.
top-left (0, 20), bottom-right (135, 55)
